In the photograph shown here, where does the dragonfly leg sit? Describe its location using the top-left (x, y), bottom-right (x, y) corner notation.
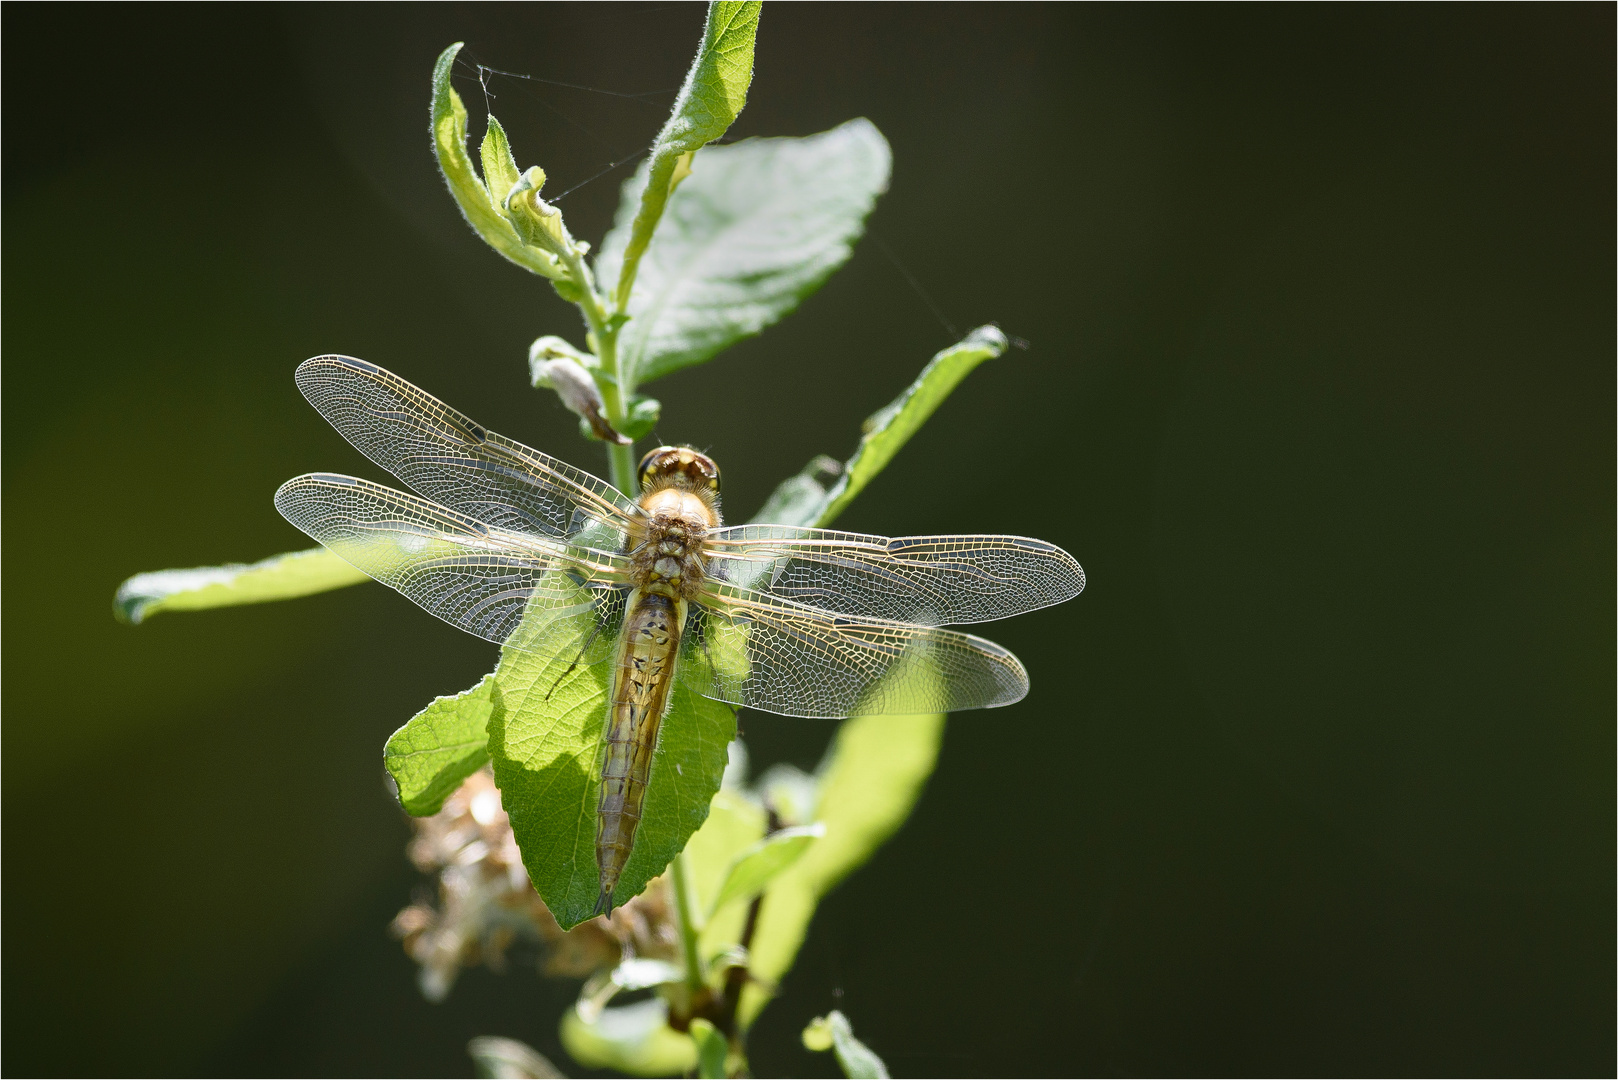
top-left (546, 608), bottom-right (609, 701)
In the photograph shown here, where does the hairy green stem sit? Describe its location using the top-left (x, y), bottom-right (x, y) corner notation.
top-left (669, 850), bottom-right (706, 997)
top-left (594, 334), bottom-right (638, 496)
top-left (560, 250), bottom-right (638, 495)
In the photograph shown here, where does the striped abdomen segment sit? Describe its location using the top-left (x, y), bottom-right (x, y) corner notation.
top-left (595, 590), bottom-right (685, 915)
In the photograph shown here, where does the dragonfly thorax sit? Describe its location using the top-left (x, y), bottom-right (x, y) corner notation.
top-left (633, 485), bottom-right (719, 599)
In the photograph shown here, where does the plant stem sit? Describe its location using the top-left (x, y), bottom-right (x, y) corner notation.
top-left (596, 335), bottom-right (639, 497)
top-left (669, 850), bottom-right (706, 997)
top-left (560, 249), bottom-right (638, 495)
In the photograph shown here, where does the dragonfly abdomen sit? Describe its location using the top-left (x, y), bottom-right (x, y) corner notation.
top-left (595, 589), bottom-right (686, 916)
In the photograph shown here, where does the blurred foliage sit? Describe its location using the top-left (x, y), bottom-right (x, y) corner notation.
top-left (803, 1011), bottom-right (889, 1079)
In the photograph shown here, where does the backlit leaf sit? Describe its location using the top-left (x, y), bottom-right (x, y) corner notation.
top-left (479, 115), bottom-right (523, 206)
top-left (689, 1018), bottom-right (728, 1080)
top-left (683, 788), bottom-right (767, 961)
top-left (385, 675), bottom-right (497, 816)
top-left (114, 546), bottom-right (368, 624)
top-left (598, 120), bottom-right (890, 389)
top-left (610, 0), bottom-right (762, 311)
top-left (708, 824), bottom-right (823, 916)
top-left (738, 712), bottom-right (944, 1027)
top-left (488, 584), bottom-right (736, 930)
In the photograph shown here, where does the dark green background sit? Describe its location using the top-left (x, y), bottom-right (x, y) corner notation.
top-left (4, 4), bottom-right (1611, 1076)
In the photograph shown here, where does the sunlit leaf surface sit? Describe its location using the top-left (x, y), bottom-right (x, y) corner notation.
top-left (385, 674), bottom-right (497, 816)
top-left (598, 119), bottom-right (891, 387)
top-left (113, 546), bottom-right (368, 624)
top-left (689, 1018), bottom-right (728, 1079)
top-left (684, 787), bottom-right (767, 960)
top-left (489, 585), bottom-right (736, 930)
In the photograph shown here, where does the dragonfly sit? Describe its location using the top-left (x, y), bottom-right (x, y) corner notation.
top-left (275, 356), bottom-right (1085, 915)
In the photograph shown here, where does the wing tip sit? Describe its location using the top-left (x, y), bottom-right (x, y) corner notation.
top-left (294, 355), bottom-right (384, 402)
top-left (296, 353), bottom-right (379, 375)
top-left (275, 472), bottom-right (360, 492)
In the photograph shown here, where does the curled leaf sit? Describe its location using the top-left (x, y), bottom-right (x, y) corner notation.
top-left (576, 956), bottom-right (685, 1023)
top-left (752, 325), bottom-right (1010, 528)
top-left (504, 167), bottom-right (576, 260)
top-left (430, 43), bottom-right (563, 279)
top-left (528, 335), bottom-right (599, 371)
top-left (479, 115), bottom-right (523, 206)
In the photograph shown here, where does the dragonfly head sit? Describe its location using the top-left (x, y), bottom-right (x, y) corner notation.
top-left (637, 445), bottom-right (721, 497)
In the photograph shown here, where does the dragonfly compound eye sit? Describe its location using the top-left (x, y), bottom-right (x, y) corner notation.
top-left (638, 446), bottom-right (721, 493)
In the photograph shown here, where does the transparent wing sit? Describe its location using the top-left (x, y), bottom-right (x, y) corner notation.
top-left (702, 525), bottom-right (1084, 625)
top-left (295, 355), bottom-right (642, 547)
top-left (681, 583), bottom-right (1030, 718)
top-left (275, 473), bottom-right (630, 661)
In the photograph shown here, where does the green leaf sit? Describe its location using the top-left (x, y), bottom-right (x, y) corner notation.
top-left (708, 824), bottom-right (823, 917)
top-left (598, 119), bottom-right (891, 390)
top-left (802, 1011), bottom-right (890, 1079)
top-left (430, 43), bottom-right (563, 280)
top-left (559, 998), bottom-right (696, 1077)
top-left (610, 0), bottom-right (762, 312)
top-left (738, 713), bottom-right (945, 1028)
top-left (114, 546), bottom-right (369, 624)
top-left (751, 326), bottom-right (1010, 528)
top-left (488, 584), bottom-right (736, 930)
top-left (621, 396), bottom-right (662, 441)
top-left (384, 675), bottom-right (498, 816)
top-left (748, 455), bottom-right (843, 529)
top-left (689, 1018), bottom-right (728, 1080)
top-left (467, 1035), bottom-right (566, 1079)
top-left (479, 115), bottom-right (523, 206)
top-left (504, 166), bottom-right (577, 261)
